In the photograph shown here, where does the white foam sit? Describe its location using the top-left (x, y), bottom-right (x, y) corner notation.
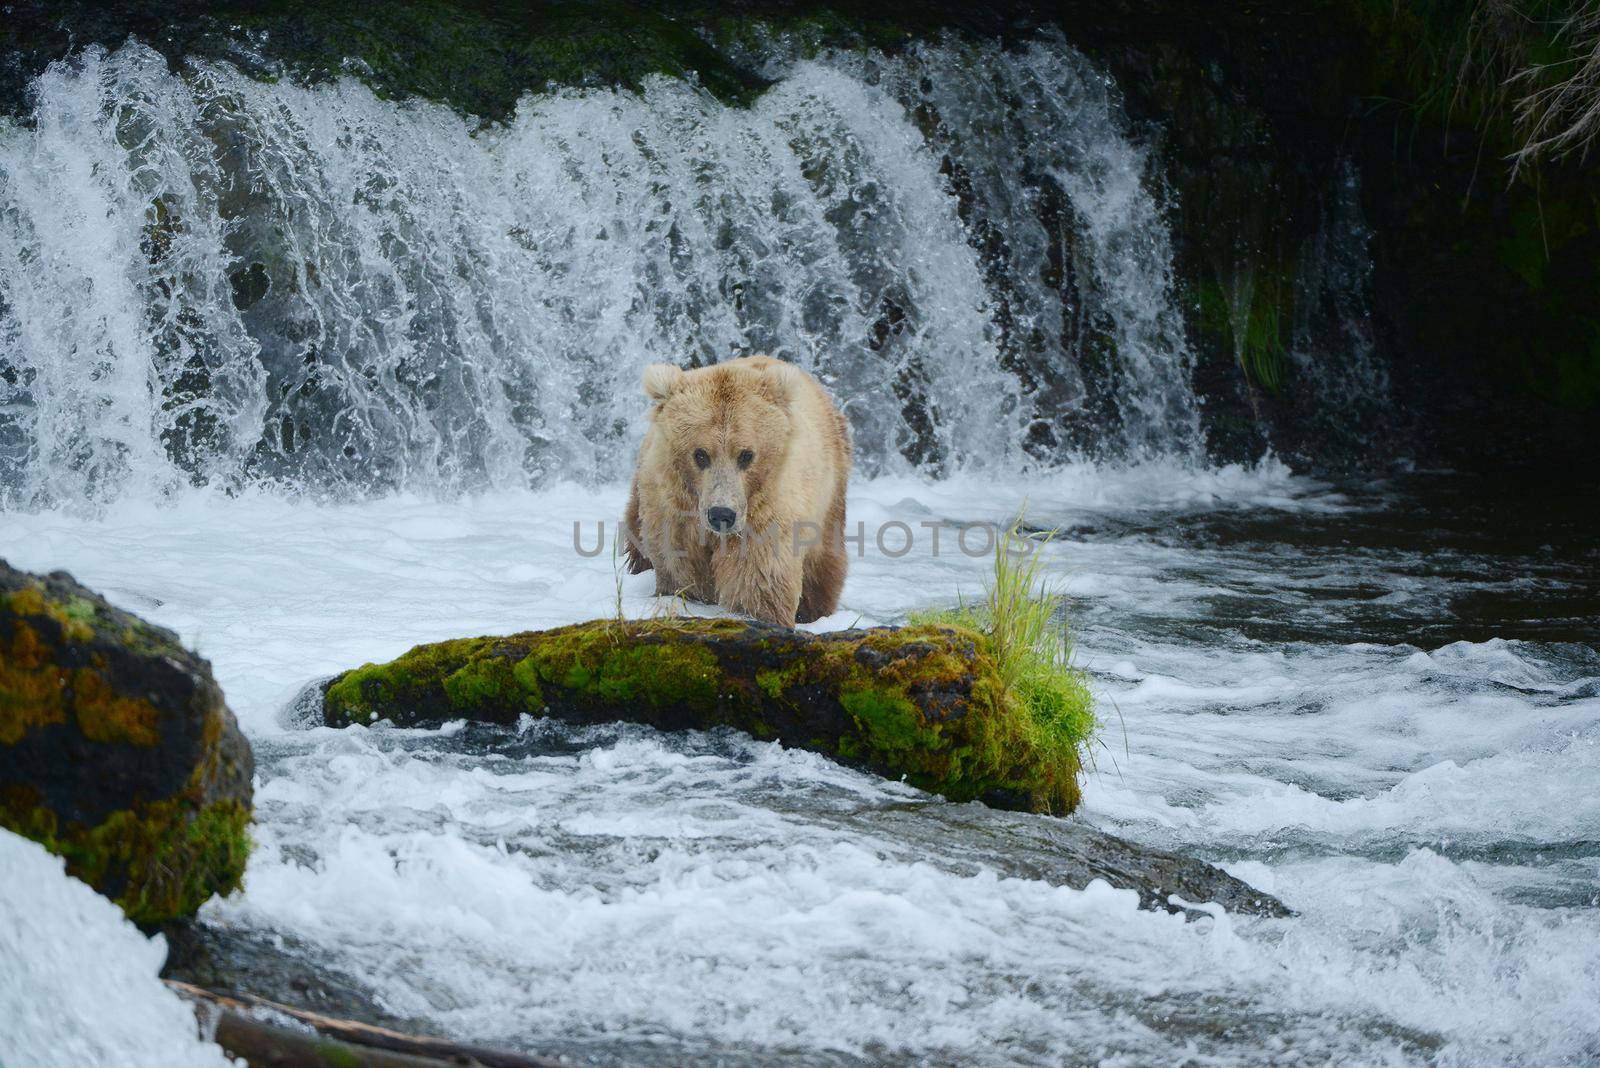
top-left (0, 831), bottom-right (236, 1068)
top-left (2, 467), bottom-right (1596, 1065)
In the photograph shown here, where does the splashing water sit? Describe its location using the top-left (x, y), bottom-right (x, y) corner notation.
top-left (2, 468), bottom-right (1596, 1066)
top-left (869, 36), bottom-right (1201, 459)
top-left (1283, 160), bottom-right (1395, 461)
top-left (0, 36), bottom-right (1211, 506)
top-left (1, 21), bottom-right (1591, 1068)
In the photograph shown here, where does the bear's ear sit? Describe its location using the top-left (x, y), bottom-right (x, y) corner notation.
top-left (642, 363), bottom-right (685, 402)
top-left (755, 359), bottom-right (800, 409)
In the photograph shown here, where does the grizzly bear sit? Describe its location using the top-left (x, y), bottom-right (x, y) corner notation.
top-left (624, 355), bottom-right (851, 628)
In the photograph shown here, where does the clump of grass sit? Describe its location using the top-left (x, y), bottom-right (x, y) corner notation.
top-left (1513, 3), bottom-right (1600, 169)
top-left (1225, 268), bottom-right (1288, 396)
top-left (910, 516), bottom-right (1095, 778)
top-left (1360, 0), bottom-right (1600, 170)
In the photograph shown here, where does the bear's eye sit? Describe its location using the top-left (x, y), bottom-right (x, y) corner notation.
top-left (737, 449), bottom-right (755, 470)
top-left (692, 448), bottom-right (710, 470)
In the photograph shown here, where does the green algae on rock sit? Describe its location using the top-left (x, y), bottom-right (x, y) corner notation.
top-left (324, 617), bottom-right (1091, 815)
top-left (0, 560), bottom-right (253, 925)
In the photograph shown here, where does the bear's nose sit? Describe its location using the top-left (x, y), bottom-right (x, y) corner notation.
top-left (706, 506), bottom-right (737, 531)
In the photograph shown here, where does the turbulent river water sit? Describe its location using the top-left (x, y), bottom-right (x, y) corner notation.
top-left (5, 467), bottom-right (1597, 1066)
top-left (2, 26), bottom-right (1597, 1068)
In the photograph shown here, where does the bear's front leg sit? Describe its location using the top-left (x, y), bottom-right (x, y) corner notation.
top-left (622, 480), bottom-right (653, 575)
top-left (713, 531), bottom-right (802, 628)
top-left (648, 516), bottom-right (718, 604)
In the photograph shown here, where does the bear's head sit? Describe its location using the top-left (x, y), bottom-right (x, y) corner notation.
top-left (642, 360), bottom-right (797, 536)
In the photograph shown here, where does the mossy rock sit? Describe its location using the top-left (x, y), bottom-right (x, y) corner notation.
top-left (0, 560), bottom-right (253, 925)
top-left (324, 617), bottom-right (1087, 815)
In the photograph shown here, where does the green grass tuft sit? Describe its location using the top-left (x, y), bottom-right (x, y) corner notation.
top-left (909, 515), bottom-right (1096, 797)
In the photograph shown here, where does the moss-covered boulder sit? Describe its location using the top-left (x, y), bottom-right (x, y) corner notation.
top-left (0, 560), bottom-right (252, 925)
top-left (324, 617), bottom-right (1089, 815)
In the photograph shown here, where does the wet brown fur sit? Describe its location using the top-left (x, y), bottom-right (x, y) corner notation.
top-left (624, 356), bottom-right (851, 627)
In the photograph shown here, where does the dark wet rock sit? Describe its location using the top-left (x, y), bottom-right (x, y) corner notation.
top-left (0, 560), bottom-right (253, 925)
top-left (162, 920), bottom-right (416, 1032)
top-left (856, 803), bottom-right (1290, 918)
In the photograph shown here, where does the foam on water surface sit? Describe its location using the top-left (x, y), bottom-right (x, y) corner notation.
top-left (4, 468), bottom-right (1597, 1066)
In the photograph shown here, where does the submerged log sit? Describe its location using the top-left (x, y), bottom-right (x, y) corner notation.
top-left (0, 561), bottom-right (252, 925)
top-left (168, 981), bottom-right (562, 1068)
top-left (322, 618), bottom-right (1088, 815)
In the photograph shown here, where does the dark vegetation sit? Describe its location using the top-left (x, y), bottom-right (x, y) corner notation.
top-left (3, 1), bottom-right (1596, 472)
top-left (1113, 0), bottom-right (1600, 470)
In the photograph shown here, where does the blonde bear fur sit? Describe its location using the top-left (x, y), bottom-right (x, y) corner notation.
top-left (624, 356), bottom-right (851, 628)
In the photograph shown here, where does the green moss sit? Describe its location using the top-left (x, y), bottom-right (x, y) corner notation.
top-left (324, 613), bottom-right (1090, 815)
top-left (0, 788), bottom-right (251, 926)
top-left (823, 622), bottom-right (1083, 811)
top-left (907, 520), bottom-right (1096, 813)
top-left (325, 635), bottom-right (499, 722)
top-left (2, 574), bottom-right (190, 664)
top-left (2, 598), bottom-right (163, 748)
top-left (326, 622), bottom-right (733, 725)
top-left (61, 595), bottom-right (98, 626)
top-left (443, 655), bottom-right (541, 716)
top-left (0, 620), bottom-right (68, 744)
top-left (70, 664), bottom-right (163, 746)
top-left (840, 686), bottom-right (939, 755)
top-left (522, 625), bottom-right (722, 708)
top-left (322, 665), bottom-right (397, 718)
top-left (2, 585), bottom-right (94, 642)
top-left (788, 618), bottom-right (1088, 812)
top-left (755, 661), bottom-right (804, 700)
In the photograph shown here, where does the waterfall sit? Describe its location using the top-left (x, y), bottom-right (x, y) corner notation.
top-left (1285, 161), bottom-right (1394, 459)
top-left (1, 36), bottom-right (1218, 506)
top-left (854, 35), bottom-right (1202, 460)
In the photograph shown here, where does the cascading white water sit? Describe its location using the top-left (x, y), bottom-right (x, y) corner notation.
top-left (854, 34), bottom-right (1203, 459)
top-left (0, 35), bottom-right (1207, 507)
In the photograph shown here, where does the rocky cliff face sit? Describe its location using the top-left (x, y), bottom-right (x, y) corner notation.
top-left (1051, 0), bottom-right (1600, 470)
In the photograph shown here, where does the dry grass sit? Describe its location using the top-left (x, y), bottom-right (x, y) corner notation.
top-left (1512, 2), bottom-right (1600, 168)
top-left (1381, 0), bottom-right (1600, 171)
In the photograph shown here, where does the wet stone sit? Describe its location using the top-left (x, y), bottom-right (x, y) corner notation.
top-left (0, 560), bottom-right (253, 925)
